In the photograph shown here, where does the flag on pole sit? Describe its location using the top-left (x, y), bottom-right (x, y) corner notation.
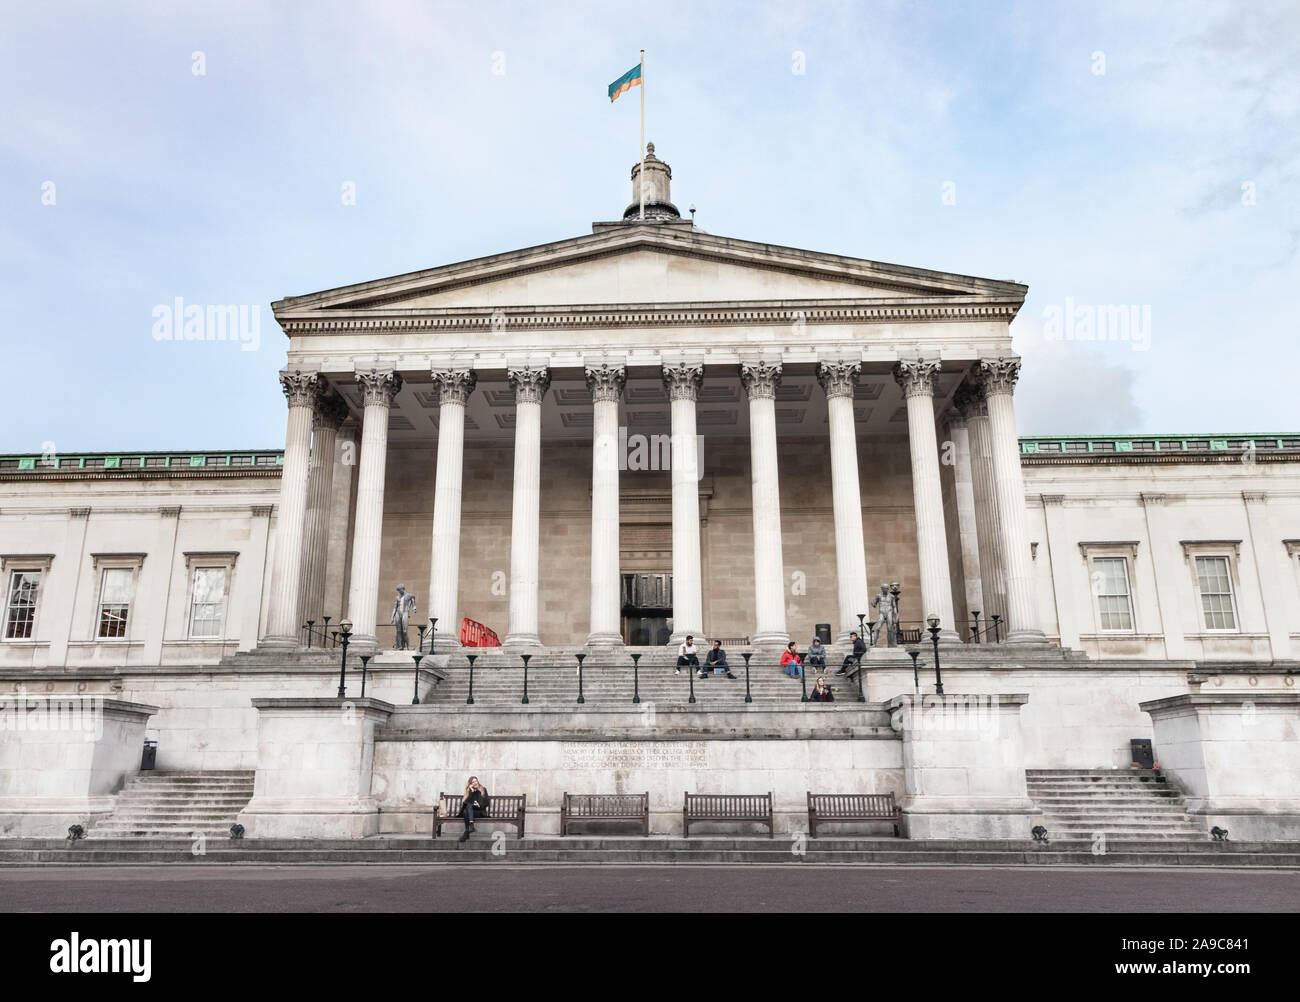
top-left (608, 63), bottom-right (642, 102)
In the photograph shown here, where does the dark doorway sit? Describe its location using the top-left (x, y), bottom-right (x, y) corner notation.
top-left (621, 572), bottom-right (673, 645)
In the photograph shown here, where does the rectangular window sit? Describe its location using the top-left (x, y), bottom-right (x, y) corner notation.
top-left (4, 570), bottom-right (40, 639)
top-left (97, 567), bottom-right (134, 639)
top-left (189, 567), bottom-right (228, 639)
top-left (1093, 557), bottom-right (1134, 631)
top-left (1195, 556), bottom-right (1237, 630)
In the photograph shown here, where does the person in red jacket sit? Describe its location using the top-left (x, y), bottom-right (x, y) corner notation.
top-left (780, 641), bottom-right (803, 678)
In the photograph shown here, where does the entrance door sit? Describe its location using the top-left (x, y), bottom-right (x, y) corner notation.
top-left (621, 572), bottom-right (673, 646)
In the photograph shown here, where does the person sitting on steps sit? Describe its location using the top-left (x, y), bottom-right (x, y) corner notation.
top-left (676, 635), bottom-right (700, 675)
top-left (810, 676), bottom-right (835, 702)
top-left (458, 775), bottom-right (490, 843)
top-left (781, 641), bottom-right (803, 678)
top-left (838, 631), bottom-right (867, 675)
top-left (805, 637), bottom-right (828, 671)
top-left (705, 639), bottom-right (737, 679)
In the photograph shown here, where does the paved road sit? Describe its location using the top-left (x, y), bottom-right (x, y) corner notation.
top-left (2, 864), bottom-right (1297, 912)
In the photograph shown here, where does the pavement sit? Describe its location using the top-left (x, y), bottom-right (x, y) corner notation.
top-left (2, 863), bottom-right (1297, 912)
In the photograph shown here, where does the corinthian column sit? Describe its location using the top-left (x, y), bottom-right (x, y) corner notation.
top-left (504, 366), bottom-right (550, 647)
top-left (740, 360), bottom-right (789, 648)
top-left (428, 368), bottom-right (477, 652)
top-left (955, 382), bottom-right (1006, 628)
top-left (345, 368), bottom-right (402, 651)
top-left (977, 357), bottom-right (1046, 644)
top-left (894, 359), bottom-right (959, 642)
top-left (817, 360), bottom-right (870, 642)
top-left (263, 370), bottom-right (323, 648)
top-left (585, 363), bottom-right (626, 648)
top-left (299, 392), bottom-right (349, 630)
top-left (662, 362), bottom-right (704, 644)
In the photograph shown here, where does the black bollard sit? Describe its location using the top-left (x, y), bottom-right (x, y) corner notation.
top-left (465, 654), bottom-right (477, 705)
top-left (575, 653), bottom-right (586, 704)
top-left (742, 652), bottom-right (753, 704)
top-left (411, 654), bottom-right (424, 705)
top-left (631, 653), bottom-right (641, 704)
top-left (359, 655), bottom-right (372, 698)
top-left (521, 653), bottom-right (531, 705)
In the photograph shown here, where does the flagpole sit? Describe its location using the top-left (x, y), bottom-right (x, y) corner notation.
top-left (639, 49), bottom-right (645, 221)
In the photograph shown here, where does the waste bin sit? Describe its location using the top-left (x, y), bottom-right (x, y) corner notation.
top-left (1130, 738), bottom-right (1154, 769)
top-left (815, 623), bottom-right (832, 644)
top-left (141, 739), bottom-right (157, 771)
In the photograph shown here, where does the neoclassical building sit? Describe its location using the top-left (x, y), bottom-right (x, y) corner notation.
top-left (3, 146), bottom-right (1299, 667)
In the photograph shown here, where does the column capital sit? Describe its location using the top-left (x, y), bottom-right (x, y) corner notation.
top-left (507, 366), bottom-right (551, 405)
top-left (661, 362), bottom-right (704, 401)
top-left (816, 360), bottom-right (860, 400)
top-left (585, 362), bottom-right (626, 403)
top-left (739, 360), bottom-right (782, 400)
top-left (892, 358), bottom-right (941, 399)
top-left (952, 381), bottom-right (988, 418)
top-left (432, 368), bottom-right (478, 406)
top-left (280, 370), bottom-right (324, 409)
top-left (975, 356), bottom-right (1022, 397)
top-left (312, 392), bottom-right (350, 430)
top-left (356, 369), bottom-right (403, 407)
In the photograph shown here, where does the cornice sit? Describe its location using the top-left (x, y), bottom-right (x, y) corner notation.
top-left (277, 298), bottom-right (1023, 336)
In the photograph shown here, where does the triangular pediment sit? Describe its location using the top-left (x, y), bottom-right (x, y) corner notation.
top-left (272, 225), bottom-right (1026, 318)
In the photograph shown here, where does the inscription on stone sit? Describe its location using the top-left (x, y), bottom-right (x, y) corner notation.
top-left (560, 741), bottom-right (708, 770)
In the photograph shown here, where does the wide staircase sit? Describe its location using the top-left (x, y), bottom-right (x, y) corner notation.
top-left (1027, 769), bottom-right (1205, 841)
top-left (91, 772), bottom-right (255, 839)
top-left (419, 644), bottom-right (866, 705)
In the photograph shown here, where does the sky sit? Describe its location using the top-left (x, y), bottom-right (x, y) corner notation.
top-left (1, 0), bottom-right (1296, 452)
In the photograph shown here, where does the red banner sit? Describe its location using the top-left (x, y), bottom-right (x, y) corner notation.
top-left (459, 617), bottom-right (501, 647)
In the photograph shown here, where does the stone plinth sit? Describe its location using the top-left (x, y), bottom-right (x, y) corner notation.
top-left (0, 695), bottom-right (158, 836)
top-left (885, 692), bottom-right (1039, 839)
top-left (1141, 692), bottom-right (1300, 840)
top-left (237, 697), bottom-right (394, 838)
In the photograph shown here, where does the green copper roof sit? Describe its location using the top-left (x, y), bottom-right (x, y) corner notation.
top-left (0, 450), bottom-right (283, 473)
top-left (1019, 434), bottom-right (1300, 455)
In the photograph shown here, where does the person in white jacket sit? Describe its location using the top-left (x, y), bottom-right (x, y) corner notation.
top-left (675, 635), bottom-right (700, 675)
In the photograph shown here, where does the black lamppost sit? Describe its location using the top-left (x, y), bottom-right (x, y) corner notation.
top-left (926, 615), bottom-right (944, 695)
top-left (855, 652), bottom-right (866, 703)
top-left (322, 616), bottom-right (331, 647)
top-left (305, 620), bottom-right (315, 648)
top-left (687, 659), bottom-right (697, 704)
top-left (971, 611), bottom-right (981, 645)
top-left (990, 614), bottom-right (1002, 644)
top-left (799, 659), bottom-right (808, 702)
top-left (857, 612), bottom-right (867, 647)
top-left (411, 653), bottom-right (424, 704)
top-left (428, 617), bottom-right (439, 653)
top-left (631, 652), bottom-right (641, 704)
top-left (359, 654), bottom-right (372, 698)
top-left (520, 653), bottom-right (531, 705)
top-left (465, 654), bottom-right (477, 705)
top-left (907, 649), bottom-right (921, 695)
top-left (336, 619), bottom-right (353, 698)
top-left (742, 652), bottom-right (753, 704)
top-left (575, 653), bottom-right (586, 704)
top-left (416, 624), bottom-right (426, 653)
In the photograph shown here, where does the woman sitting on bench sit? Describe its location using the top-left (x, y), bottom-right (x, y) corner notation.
top-left (459, 776), bottom-right (491, 843)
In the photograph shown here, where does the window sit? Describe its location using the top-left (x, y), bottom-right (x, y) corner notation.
top-left (4, 570), bottom-right (40, 639)
top-left (1195, 556), bottom-right (1237, 630)
top-left (189, 567), bottom-right (228, 639)
top-left (1092, 557), bottom-right (1134, 631)
top-left (97, 567), bottom-right (134, 638)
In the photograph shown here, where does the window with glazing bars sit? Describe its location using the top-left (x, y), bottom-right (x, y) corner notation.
top-left (1195, 556), bottom-right (1236, 630)
top-left (97, 567), bottom-right (133, 638)
top-left (1091, 557), bottom-right (1133, 630)
top-left (4, 570), bottom-right (40, 639)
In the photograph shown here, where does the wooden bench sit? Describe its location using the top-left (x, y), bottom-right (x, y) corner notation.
top-left (560, 792), bottom-right (650, 836)
top-left (807, 792), bottom-right (902, 838)
top-left (683, 792), bottom-right (774, 838)
top-left (431, 792), bottom-right (527, 839)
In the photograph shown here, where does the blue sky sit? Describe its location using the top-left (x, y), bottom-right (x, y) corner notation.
top-left (2, 0), bottom-right (1296, 451)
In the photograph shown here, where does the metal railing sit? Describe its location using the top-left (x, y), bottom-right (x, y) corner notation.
top-left (301, 617), bottom-right (342, 648)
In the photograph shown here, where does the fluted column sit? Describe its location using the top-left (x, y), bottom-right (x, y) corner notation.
top-left (504, 366), bottom-right (549, 647)
top-left (262, 370), bottom-right (323, 648)
top-left (584, 363), bottom-right (626, 647)
top-left (945, 410), bottom-right (984, 630)
top-left (956, 382), bottom-right (1007, 627)
top-left (817, 361), bottom-right (870, 642)
top-left (740, 361), bottom-right (789, 648)
top-left (663, 363), bottom-right (704, 644)
top-left (345, 368), bottom-right (402, 651)
top-left (298, 393), bottom-right (348, 629)
top-left (977, 357), bottom-right (1046, 644)
top-left (895, 359), bottom-right (959, 642)
top-left (428, 369), bottom-right (477, 652)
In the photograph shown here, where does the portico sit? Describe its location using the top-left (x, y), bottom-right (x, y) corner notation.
top-left (260, 148), bottom-right (1044, 654)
